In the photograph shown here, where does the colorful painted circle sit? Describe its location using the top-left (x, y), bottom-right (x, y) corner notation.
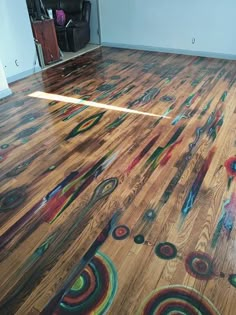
top-left (134, 234), bottom-right (145, 244)
top-left (138, 285), bottom-right (221, 315)
top-left (224, 156), bottom-right (236, 177)
top-left (14, 100), bottom-right (24, 107)
top-left (97, 84), bottom-right (115, 92)
top-left (144, 209), bottom-right (156, 222)
top-left (228, 274), bottom-right (236, 288)
top-left (73, 88), bottom-right (81, 94)
top-left (21, 113), bottom-right (41, 123)
top-left (160, 95), bottom-right (176, 103)
top-left (155, 242), bottom-right (177, 260)
top-left (17, 127), bottom-right (38, 139)
top-left (56, 252), bottom-right (118, 315)
top-left (1, 144), bottom-right (9, 150)
top-left (7, 161), bottom-right (31, 177)
top-left (0, 187), bottom-right (26, 211)
top-left (112, 225), bottom-right (130, 240)
top-left (111, 75), bottom-right (120, 80)
top-left (185, 251), bottom-right (214, 280)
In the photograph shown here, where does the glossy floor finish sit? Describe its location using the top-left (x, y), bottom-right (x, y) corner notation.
top-left (1, 47), bottom-right (236, 315)
top-left (44, 44), bottom-right (99, 70)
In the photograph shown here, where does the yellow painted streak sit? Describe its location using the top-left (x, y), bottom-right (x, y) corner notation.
top-left (29, 91), bottom-right (171, 119)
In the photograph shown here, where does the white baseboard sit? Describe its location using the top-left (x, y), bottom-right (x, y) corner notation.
top-left (0, 88), bottom-right (12, 100)
top-left (7, 66), bottom-right (41, 84)
top-left (102, 42), bottom-right (236, 60)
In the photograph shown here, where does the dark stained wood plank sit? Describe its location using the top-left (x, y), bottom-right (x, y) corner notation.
top-left (0, 47), bottom-right (236, 314)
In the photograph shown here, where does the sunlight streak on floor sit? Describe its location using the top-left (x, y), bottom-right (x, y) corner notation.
top-left (29, 91), bottom-right (171, 119)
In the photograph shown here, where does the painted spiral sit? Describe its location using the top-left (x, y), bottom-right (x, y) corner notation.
top-left (55, 252), bottom-right (118, 315)
top-left (138, 285), bottom-right (220, 315)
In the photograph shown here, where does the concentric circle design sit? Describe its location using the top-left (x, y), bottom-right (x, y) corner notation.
top-left (228, 274), bottom-right (236, 288)
top-left (112, 225), bottom-right (130, 240)
top-left (155, 242), bottom-right (177, 260)
top-left (185, 251), bottom-right (214, 280)
top-left (138, 285), bottom-right (221, 315)
top-left (57, 252), bottom-right (118, 315)
top-left (0, 187), bottom-right (26, 211)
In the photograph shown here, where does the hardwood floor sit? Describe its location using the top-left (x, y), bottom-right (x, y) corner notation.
top-left (1, 47), bottom-right (236, 314)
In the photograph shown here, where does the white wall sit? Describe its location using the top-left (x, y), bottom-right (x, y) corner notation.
top-left (99, 0), bottom-right (236, 58)
top-left (0, 59), bottom-right (12, 99)
top-left (0, 0), bottom-right (40, 83)
top-left (90, 0), bottom-right (100, 44)
top-left (0, 60), bottom-right (8, 91)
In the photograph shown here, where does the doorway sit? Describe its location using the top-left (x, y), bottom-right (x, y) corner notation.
top-left (58, 0), bottom-right (100, 69)
top-left (26, 0), bottom-right (101, 69)
top-left (60, 0), bottom-right (101, 67)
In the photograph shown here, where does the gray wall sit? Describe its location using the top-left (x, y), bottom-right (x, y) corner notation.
top-left (0, 0), bottom-right (40, 83)
top-left (99, 0), bottom-right (236, 58)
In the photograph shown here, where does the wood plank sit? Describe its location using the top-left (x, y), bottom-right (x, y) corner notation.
top-left (1, 47), bottom-right (236, 314)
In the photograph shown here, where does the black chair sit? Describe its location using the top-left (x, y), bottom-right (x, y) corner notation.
top-left (43, 0), bottom-right (91, 52)
top-left (42, 0), bottom-right (59, 10)
top-left (60, 0), bottom-right (84, 20)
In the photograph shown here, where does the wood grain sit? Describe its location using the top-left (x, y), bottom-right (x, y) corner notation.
top-left (0, 47), bottom-right (236, 314)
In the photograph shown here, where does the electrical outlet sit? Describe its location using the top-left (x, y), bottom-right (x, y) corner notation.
top-left (192, 38), bottom-right (196, 44)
